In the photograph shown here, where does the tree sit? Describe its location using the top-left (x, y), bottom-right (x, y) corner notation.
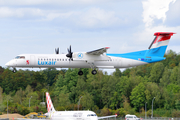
top-left (42, 68), bottom-right (59, 86)
top-left (175, 100), bottom-right (180, 110)
top-left (170, 66), bottom-right (178, 84)
top-left (13, 88), bottom-right (23, 104)
top-left (57, 93), bottom-right (71, 110)
top-left (0, 87), bottom-right (5, 112)
top-left (113, 69), bottom-right (122, 78)
top-left (144, 82), bottom-right (161, 109)
top-left (149, 62), bottom-right (164, 83)
top-left (160, 67), bottom-right (171, 87)
top-left (0, 66), bottom-right (4, 75)
top-left (81, 92), bottom-right (94, 110)
top-left (177, 64), bottom-right (180, 85)
top-left (167, 83), bottom-right (180, 94)
top-left (54, 74), bottom-right (65, 96)
top-left (130, 82), bottom-right (145, 111)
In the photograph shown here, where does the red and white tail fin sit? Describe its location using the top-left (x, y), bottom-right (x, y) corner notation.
top-left (146, 32), bottom-right (175, 57)
top-left (148, 32), bottom-right (175, 49)
top-left (46, 92), bottom-right (56, 113)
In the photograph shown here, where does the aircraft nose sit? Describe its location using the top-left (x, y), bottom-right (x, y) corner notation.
top-left (5, 61), bottom-right (10, 66)
top-left (5, 60), bottom-right (14, 67)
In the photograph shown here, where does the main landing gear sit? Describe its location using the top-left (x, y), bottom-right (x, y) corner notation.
top-left (78, 69), bottom-right (97, 76)
top-left (78, 70), bottom-right (83, 76)
top-left (91, 70), bottom-right (97, 75)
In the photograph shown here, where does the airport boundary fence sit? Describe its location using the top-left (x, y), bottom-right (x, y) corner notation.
top-left (0, 119), bottom-right (9, 120)
top-left (3, 117), bottom-right (180, 120)
top-left (100, 117), bottom-right (180, 120)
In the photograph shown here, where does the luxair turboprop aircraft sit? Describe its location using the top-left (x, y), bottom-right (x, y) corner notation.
top-left (45, 92), bottom-right (117, 120)
top-left (6, 32), bottom-right (175, 75)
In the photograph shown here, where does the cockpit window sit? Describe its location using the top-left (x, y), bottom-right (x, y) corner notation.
top-left (15, 56), bottom-right (25, 59)
top-left (87, 114), bottom-right (97, 117)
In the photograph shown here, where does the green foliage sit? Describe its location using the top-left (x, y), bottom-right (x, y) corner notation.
top-left (175, 100), bottom-right (180, 110)
top-left (100, 107), bottom-right (111, 116)
top-left (167, 83), bottom-right (180, 93)
top-left (130, 83), bottom-right (145, 111)
top-left (172, 110), bottom-right (180, 117)
top-left (160, 67), bottom-right (171, 87)
top-left (116, 108), bottom-right (126, 117)
top-left (0, 87), bottom-right (5, 112)
top-left (149, 62), bottom-right (164, 83)
top-left (81, 92), bottom-right (94, 110)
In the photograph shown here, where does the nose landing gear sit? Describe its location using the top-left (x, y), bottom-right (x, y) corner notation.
top-left (12, 68), bottom-right (16, 73)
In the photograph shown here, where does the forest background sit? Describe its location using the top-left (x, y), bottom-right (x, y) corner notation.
top-left (0, 50), bottom-right (180, 117)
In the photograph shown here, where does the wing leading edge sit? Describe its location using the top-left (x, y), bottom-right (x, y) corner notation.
top-left (98, 115), bottom-right (117, 119)
top-left (86, 47), bottom-right (110, 55)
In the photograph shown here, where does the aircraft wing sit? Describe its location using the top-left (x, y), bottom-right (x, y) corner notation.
top-left (86, 47), bottom-right (110, 55)
top-left (98, 115), bottom-right (117, 119)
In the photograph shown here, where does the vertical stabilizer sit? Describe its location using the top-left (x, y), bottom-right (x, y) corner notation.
top-left (146, 32), bottom-right (175, 57)
top-left (46, 92), bottom-right (56, 113)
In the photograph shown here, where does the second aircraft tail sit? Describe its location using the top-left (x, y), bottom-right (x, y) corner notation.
top-left (46, 92), bottom-right (56, 113)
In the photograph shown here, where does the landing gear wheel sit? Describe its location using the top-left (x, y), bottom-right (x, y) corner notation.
top-left (91, 70), bottom-right (97, 75)
top-left (78, 70), bottom-right (83, 76)
top-left (12, 68), bottom-right (16, 73)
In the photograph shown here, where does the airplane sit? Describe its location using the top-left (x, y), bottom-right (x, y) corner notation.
top-left (5, 32), bottom-right (175, 75)
top-left (45, 92), bottom-right (117, 120)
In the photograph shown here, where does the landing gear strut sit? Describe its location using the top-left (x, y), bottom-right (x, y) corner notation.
top-left (91, 70), bottom-right (97, 75)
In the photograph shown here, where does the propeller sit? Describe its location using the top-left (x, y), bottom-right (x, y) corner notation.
top-left (66, 45), bottom-right (73, 61)
top-left (55, 48), bottom-right (59, 54)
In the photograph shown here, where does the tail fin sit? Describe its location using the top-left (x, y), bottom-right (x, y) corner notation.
top-left (46, 92), bottom-right (56, 113)
top-left (145, 32), bottom-right (175, 57)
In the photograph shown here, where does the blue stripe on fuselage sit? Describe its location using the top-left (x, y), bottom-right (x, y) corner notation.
top-left (107, 46), bottom-right (167, 63)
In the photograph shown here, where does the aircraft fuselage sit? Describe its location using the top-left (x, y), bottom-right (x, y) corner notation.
top-left (6, 53), bottom-right (150, 69)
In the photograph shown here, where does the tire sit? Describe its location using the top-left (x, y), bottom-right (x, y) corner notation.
top-left (78, 71), bottom-right (83, 75)
top-left (91, 70), bottom-right (97, 75)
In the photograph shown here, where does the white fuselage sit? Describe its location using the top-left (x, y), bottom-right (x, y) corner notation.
top-left (47, 111), bottom-right (98, 120)
top-left (5, 53), bottom-right (147, 69)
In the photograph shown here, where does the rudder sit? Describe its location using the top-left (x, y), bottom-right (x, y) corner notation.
top-left (146, 32), bottom-right (175, 57)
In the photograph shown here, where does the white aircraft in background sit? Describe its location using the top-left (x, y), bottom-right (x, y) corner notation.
top-left (45, 92), bottom-right (117, 120)
top-left (6, 32), bottom-right (175, 75)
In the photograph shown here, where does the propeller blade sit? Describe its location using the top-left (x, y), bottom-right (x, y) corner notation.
top-left (70, 45), bottom-right (71, 53)
top-left (55, 47), bottom-right (59, 54)
top-left (66, 45), bottom-right (73, 59)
